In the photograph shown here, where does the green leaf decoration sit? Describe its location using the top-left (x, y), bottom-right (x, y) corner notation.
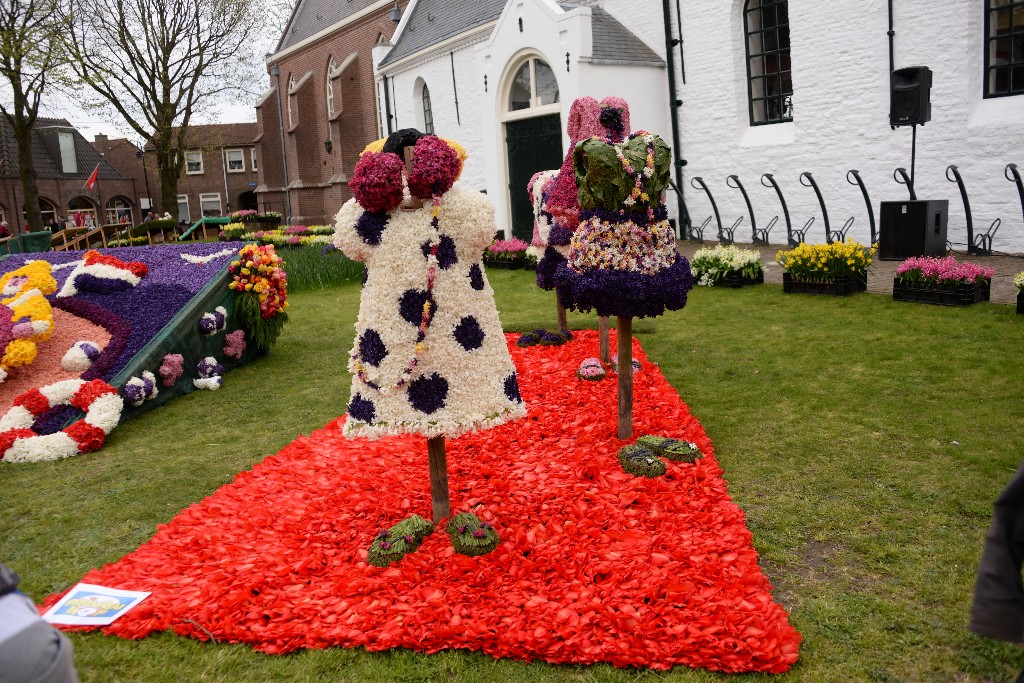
top-left (234, 291), bottom-right (288, 353)
top-left (572, 133), bottom-right (673, 213)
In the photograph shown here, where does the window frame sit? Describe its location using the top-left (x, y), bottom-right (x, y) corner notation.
top-left (177, 194), bottom-right (190, 223)
top-left (287, 74), bottom-right (298, 129)
top-left (199, 192), bottom-right (222, 217)
top-left (502, 55), bottom-right (561, 122)
top-left (421, 82), bottom-right (435, 135)
top-left (251, 149), bottom-right (258, 171)
top-left (984, 0), bottom-right (1024, 98)
top-left (743, 0), bottom-right (794, 126)
top-left (327, 57), bottom-right (338, 119)
top-left (185, 150), bottom-right (204, 175)
top-left (226, 148), bottom-right (245, 173)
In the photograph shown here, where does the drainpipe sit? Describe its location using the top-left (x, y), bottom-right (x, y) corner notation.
top-left (887, 0), bottom-right (895, 74)
top-left (221, 146), bottom-right (230, 214)
top-left (661, 0), bottom-right (690, 237)
top-left (383, 75), bottom-right (394, 135)
top-left (271, 64), bottom-right (292, 222)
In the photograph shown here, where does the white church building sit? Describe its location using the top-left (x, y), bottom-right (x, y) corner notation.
top-left (373, 0), bottom-right (1024, 253)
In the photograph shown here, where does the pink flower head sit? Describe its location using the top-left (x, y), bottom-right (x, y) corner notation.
top-left (598, 97), bottom-right (631, 142)
top-left (566, 97), bottom-right (602, 143)
top-left (224, 330), bottom-right (246, 359)
top-left (350, 151), bottom-right (406, 213)
top-left (159, 353), bottom-right (185, 387)
top-left (407, 135), bottom-right (461, 199)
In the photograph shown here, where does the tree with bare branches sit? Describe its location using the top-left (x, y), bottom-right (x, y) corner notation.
top-left (63, 0), bottom-right (263, 217)
top-left (0, 0), bottom-right (68, 233)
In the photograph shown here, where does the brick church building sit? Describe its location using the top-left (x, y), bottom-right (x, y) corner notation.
top-left (255, 0), bottom-right (410, 225)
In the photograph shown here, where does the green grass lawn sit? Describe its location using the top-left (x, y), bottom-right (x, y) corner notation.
top-left (3, 269), bottom-right (1022, 682)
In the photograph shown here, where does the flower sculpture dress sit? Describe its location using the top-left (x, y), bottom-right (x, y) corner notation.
top-left (334, 133), bottom-right (527, 439)
top-left (534, 96), bottom-right (615, 290)
top-left (553, 129), bottom-right (694, 318)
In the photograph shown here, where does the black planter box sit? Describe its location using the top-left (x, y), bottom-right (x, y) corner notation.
top-left (1018, 292), bottom-right (1024, 315)
top-left (722, 271), bottom-right (765, 288)
top-left (783, 272), bottom-right (862, 297)
top-left (892, 278), bottom-right (989, 307)
top-left (484, 259), bottom-right (524, 270)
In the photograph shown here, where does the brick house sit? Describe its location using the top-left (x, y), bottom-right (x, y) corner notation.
top-left (255, 0), bottom-right (410, 225)
top-left (0, 117), bottom-right (136, 233)
top-left (92, 134), bottom-right (153, 218)
top-left (141, 123), bottom-right (260, 224)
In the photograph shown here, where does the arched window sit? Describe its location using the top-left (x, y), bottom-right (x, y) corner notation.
top-left (421, 83), bottom-right (434, 135)
top-left (507, 57), bottom-right (559, 113)
top-left (105, 196), bottom-right (133, 224)
top-left (287, 74), bottom-right (297, 128)
top-left (985, 0), bottom-right (1024, 97)
top-left (66, 197), bottom-right (96, 227)
top-left (326, 57), bottom-right (338, 118)
top-left (743, 0), bottom-right (793, 125)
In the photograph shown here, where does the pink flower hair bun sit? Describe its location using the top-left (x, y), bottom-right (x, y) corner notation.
top-left (407, 135), bottom-right (461, 199)
top-left (566, 97), bottom-right (602, 143)
top-left (350, 151), bottom-right (406, 213)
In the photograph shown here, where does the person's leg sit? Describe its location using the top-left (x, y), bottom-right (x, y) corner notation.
top-left (0, 594), bottom-right (78, 683)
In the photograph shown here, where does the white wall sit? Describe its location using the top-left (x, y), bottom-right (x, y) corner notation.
top-left (677, 0), bottom-right (1024, 253)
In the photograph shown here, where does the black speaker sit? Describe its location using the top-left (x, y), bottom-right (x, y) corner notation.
top-left (878, 200), bottom-right (948, 260)
top-left (890, 66), bottom-right (932, 127)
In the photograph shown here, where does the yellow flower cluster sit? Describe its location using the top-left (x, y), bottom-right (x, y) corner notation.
top-left (776, 240), bottom-right (876, 282)
top-left (0, 261), bottom-right (57, 377)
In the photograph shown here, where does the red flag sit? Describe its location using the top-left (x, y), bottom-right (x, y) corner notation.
top-left (84, 163), bottom-right (100, 191)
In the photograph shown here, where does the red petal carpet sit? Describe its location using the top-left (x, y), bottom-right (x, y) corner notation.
top-left (44, 330), bottom-right (801, 673)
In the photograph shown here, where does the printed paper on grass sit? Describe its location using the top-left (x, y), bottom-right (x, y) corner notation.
top-left (43, 331), bottom-right (801, 673)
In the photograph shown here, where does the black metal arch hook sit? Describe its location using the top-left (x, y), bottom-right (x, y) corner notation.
top-left (799, 171), bottom-right (831, 243)
top-left (761, 173), bottom-right (793, 247)
top-left (846, 170), bottom-right (876, 245)
top-left (893, 167), bottom-right (916, 200)
top-left (690, 176), bottom-right (723, 238)
top-left (1006, 163), bottom-right (1024, 224)
top-left (726, 174), bottom-right (759, 244)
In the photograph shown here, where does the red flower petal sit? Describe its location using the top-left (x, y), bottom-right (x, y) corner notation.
top-left (13, 388), bottom-right (49, 415)
top-left (41, 331), bottom-right (800, 673)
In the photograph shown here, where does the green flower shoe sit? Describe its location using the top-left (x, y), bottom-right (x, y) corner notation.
top-left (617, 444), bottom-right (666, 478)
top-left (447, 512), bottom-right (500, 557)
top-left (367, 514), bottom-right (435, 567)
top-left (636, 435), bottom-right (703, 463)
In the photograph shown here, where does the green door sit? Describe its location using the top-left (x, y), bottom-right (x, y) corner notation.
top-left (505, 114), bottom-right (563, 242)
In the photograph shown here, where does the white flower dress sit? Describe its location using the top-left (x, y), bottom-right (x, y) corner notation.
top-left (333, 186), bottom-right (527, 439)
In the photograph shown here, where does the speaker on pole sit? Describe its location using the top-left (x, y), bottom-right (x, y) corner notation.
top-left (890, 66), bottom-right (932, 127)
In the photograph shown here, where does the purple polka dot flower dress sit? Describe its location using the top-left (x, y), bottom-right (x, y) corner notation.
top-left (333, 133), bottom-right (526, 440)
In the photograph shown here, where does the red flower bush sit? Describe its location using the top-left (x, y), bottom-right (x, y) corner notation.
top-left (43, 331), bottom-right (800, 673)
top-left (350, 152), bottom-right (406, 213)
top-left (407, 135), bottom-right (461, 199)
top-left (0, 428), bottom-right (35, 458)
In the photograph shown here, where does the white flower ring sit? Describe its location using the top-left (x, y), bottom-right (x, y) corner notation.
top-left (0, 379), bottom-right (124, 463)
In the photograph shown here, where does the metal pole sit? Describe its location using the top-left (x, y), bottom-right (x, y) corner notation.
top-left (271, 64), bottom-right (291, 222)
top-left (661, 0), bottom-right (689, 238)
top-left (910, 124), bottom-right (917, 187)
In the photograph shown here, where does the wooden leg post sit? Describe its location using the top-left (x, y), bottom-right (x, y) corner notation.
top-left (617, 315), bottom-right (633, 440)
top-left (599, 316), bottom-right (611, 365)
top-left (427, 436), bottom-right (450, 523)
top-left (556, 300), bottom-right (568, 332)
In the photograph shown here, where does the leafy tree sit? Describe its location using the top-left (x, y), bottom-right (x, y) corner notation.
top-left (0, 0), bottom-right (68, 233)
top-left (63, 0), bottom-right (263, 216)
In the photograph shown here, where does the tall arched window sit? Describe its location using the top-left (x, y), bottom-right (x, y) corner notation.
top-left (326, 57), bottom-right (338, 118)
top-left (743, 0), bottom-right (793, 125)
top-left (421, 83), bottom-right (434, 134)
top-left (507, 57), bottom-right (559, 113)
top-left (287, 74), bottom-right (297, 128)
top-left (985, 0), bottom-right (1024, 97)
